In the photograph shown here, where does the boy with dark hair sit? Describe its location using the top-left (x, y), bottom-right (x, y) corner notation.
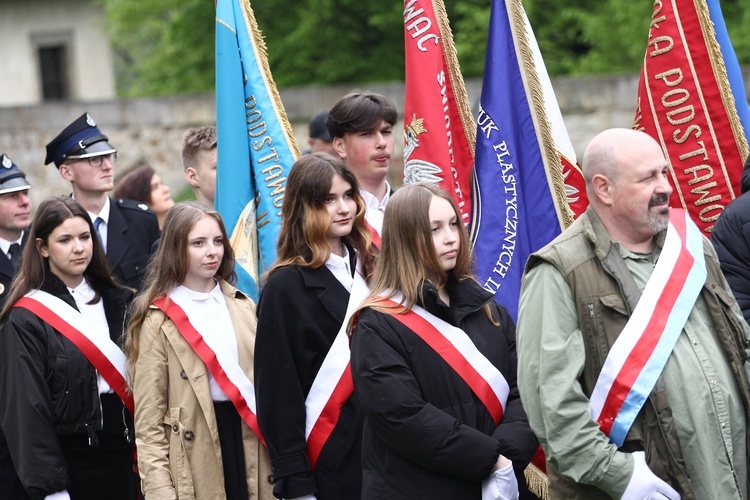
top-left (327, 91), bottom-right (398, 238)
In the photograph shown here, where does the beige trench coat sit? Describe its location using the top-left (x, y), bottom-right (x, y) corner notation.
top-left (132, 280), bottom-right (273, 500)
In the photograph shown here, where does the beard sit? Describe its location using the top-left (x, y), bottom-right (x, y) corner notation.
top-left (647, 194), bottom-right (670, 232)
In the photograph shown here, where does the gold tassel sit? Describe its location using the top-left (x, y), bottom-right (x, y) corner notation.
top-left (508, 0), bottom-right (574, 229)
top-left (238, 0), bottom-right (301, 159)
top-left (431, 0), bottom-right (478, 157)
top-left (524, 462), bottom-right (549, 500)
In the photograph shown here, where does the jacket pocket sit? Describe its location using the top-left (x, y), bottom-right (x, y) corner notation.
top-left (165, 407), bottom-right (195, 499)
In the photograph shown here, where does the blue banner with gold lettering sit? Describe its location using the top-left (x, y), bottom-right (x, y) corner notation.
top-left (470, 0), bottom-right (581, 322)
top-left (215, 0), bottom-right (299, 300)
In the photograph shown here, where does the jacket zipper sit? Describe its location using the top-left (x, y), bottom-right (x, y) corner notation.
top-left (587, 303), bottom-right (603, 366)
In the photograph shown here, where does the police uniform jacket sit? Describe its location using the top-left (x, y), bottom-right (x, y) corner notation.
top-left (107, 197), bottom-right (160, 292)
top-left (0, 273), bottom-right (133, 499)
top-left (0, 230), bottom-right (28, 308)
top-left (255, 260), bottom-right (364, 500)
top-left (351, 276), bottom-right (538, 500)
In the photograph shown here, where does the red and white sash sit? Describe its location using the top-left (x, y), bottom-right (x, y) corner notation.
top-left (304, 269), bottom-right (369, 469)
top-left (380, 294), bottom-right (510, 424)
top-left (589, 209), bottom-right (707, 446)
top-left (153, 295), bottom-right (265, 445)
top-left (365, 220), bottom-right (381, 249)
top-left (14, 290), bottom-right (134, 416)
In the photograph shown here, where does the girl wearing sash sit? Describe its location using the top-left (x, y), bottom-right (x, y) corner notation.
top-left (0, 196), bottom-right (137, 500)
top-left (255, 153), bottom-right (376, 499)
top-left (125, 202), bottom-right (272, 500)
top-left (350, 183), bottom-right (538, 500)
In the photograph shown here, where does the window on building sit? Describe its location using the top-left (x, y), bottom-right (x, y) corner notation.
top-left (32, 31), bottom-right (73, 102)
top-left (38, 45), bottom-right (69, 100)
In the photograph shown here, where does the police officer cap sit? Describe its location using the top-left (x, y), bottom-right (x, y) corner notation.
top-left (44, 112), bottom-right (117, 168)
top-left (309, 111), bottom-right (331, 142)
top-left (0, 154), bottom-right (31, 196)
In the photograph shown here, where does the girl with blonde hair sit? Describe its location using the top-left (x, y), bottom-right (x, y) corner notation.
top-left (255, 153), bottom-right (376, 499)
top-left (126, 201), bottom-right (272, 499)
top-left (350, 183), bottom-right (538, 500)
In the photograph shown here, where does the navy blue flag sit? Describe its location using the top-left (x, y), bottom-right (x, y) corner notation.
top-left (470, 0), bottom-right (585, 322)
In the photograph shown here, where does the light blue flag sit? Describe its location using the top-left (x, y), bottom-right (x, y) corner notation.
top-left (470, 0), bottom-right (583, 322)
top-left (215, 0), bottom-right (299, 300)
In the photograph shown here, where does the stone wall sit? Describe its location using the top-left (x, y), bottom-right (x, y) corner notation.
top-left (0, 70), bottom-right (746, 207)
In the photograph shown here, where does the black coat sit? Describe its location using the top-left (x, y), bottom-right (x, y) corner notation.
top-left (0, 273), bottom-right (134, 499)
top-left (0, 230), bottom-right (29, 308)
top-left (255, 262), bottom-right (363, 500)
top-left (106, 197), bottom-right (160, 292)
top-left (711, 189), bottom-right (750, 324)
top-left (351, 276), bottom-right (538, 500)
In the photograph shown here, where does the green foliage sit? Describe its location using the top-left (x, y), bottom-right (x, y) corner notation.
top-left (98, 0), bottom-right (750, 96)
top-left (254, 0), bottom-right (405, 87)
top-left (98, 0), bottom-right (215, 97)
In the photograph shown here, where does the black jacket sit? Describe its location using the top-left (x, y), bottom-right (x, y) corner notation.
top-left (0, 230), bottom-right (29, 308)
top-left (255, 262), bottom-right (363, 500)
top-left (107, 197), bottom-right (160, 292)
top-left (351, 276), bottom-right (538, 500)
top-left (711, 189), bottom-right (750, 324)
top-left (0, 273), bottom-right (133, 499)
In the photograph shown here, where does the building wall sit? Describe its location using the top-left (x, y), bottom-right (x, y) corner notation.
top-left (0, 72), bottom-right (747, 209)
top-left (0, 0), bottom-right (116, 106)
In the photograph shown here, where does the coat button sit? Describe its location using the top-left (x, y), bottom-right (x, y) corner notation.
top-left (172, 424), bottom-right (179, 434)
top-left (267, 474), bottom-right (274, 485)
top-left (180, 369), bottom-right (188, 380)
top-left (184, 430), bottom-right (195, 441)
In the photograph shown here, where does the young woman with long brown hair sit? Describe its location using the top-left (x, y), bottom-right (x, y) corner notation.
top-left (0, 196), bottom-right (136, 500)
top-left (126, 202), bottom-right (272, 499)
top-left (350, 183), bottom-right (538, 500)
top-left (254, 153), bottom-right (376, 499)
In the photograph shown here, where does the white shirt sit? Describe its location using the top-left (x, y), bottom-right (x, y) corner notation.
top-left (0, 233), bottom-right (23, 259)
top-left (325, 246), bottom-right (353, 292)
top-left (169, 283), bottom-right (238, 402)
top-left (84, 196), bottom-right (111, 253)
top-left (68, 278), bottom-right (112, 394)
top-left (360, 181), bottom-right (391, 236)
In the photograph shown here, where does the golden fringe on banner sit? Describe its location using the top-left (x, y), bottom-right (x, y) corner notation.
top-left (694, 0), bottom-right (748, 196)
top-left (508, 0), bottom-right (574, 229)
top-left (239, 0), bottom-right (301, 159)
top-left (431, 0), bottom-right (478, 157)
top-left (524, 463), bottom-right (549, 500)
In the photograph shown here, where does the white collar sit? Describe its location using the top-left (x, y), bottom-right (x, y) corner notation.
top-left (173, 281), bottom-right (223, 303)
top-left (84, 196), bottom-right (111, 225)
top-left (67, 278), bottom-right (95, 302)
top-left (326, 245), bottom-right (351, 271)
top-left (0, 233), bottom-right (23, 255)
top-left (360, 181), bottom-right (391, 210)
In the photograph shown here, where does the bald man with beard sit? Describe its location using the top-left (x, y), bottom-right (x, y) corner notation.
top-left (516, 129), bottom-right (750, 499)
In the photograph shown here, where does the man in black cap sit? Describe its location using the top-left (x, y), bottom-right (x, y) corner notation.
top-left (0, 153), bottom-right (32, 500)
top-left (45, 112), bottom-right (160, 292)
top-left (0, 154), bottom-right (32, 308)
top-left (307, 110), bottom-right (336, 155)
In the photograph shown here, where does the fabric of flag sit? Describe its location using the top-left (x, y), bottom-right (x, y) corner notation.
top-left (215, 0), bottom-right (300, 300)
top-left (470, 0), bottom-right (586, 323)
top-left (402, 0), bottom-right (476, 224)
top-left (634, 0), bottom-right (750, 235)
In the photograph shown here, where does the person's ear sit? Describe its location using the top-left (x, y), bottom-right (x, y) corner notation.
top-left (591, 174), bottom-right (614, 206)
top-left (36, 238), bottom-right (49, 258)
top-left (59, 163), bottom-right (74, 182)
top-left (185, 167), bottom-right (200, 188)
top-left (332, 137), bottom-right (347, 159)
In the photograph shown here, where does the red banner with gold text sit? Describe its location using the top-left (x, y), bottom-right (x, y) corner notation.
top-left (634, 0), bottom-right (749, 234)
top-left (403, 0), bottom-right (476, 223)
